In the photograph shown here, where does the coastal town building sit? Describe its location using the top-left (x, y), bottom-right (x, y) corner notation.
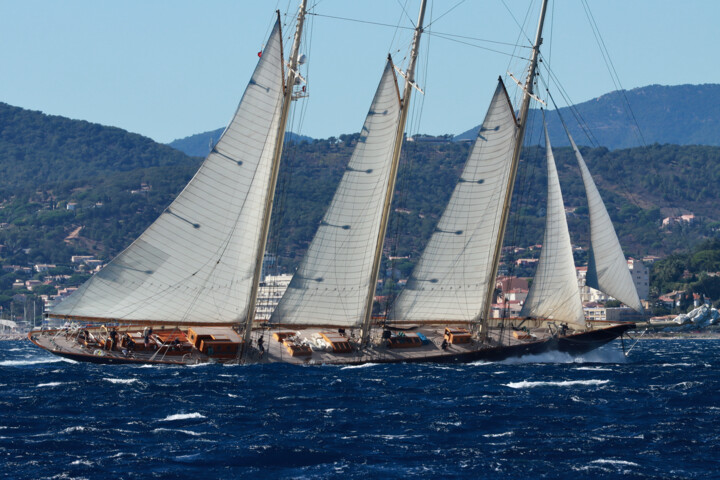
top-left (255, 273), bottom-right (293, 320)
top-left (628, 258), bottom-right (649, 300)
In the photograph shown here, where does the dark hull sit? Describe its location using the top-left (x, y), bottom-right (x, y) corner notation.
top-left (29, 323), bottom-right (635, 366)
top-left (368, 323), bottom-right (636, 365)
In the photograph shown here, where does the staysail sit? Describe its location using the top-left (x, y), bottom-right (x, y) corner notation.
top-left (270, 59), bottom-right (401, 327)
top-left (569, 134), bottom-right (643, 312)
top-left (520, 123), bottom-right (585, 329)
top-left (49, 22), bottom-right (286, 325)
top-left (390, 81), bottom-right (518, 322)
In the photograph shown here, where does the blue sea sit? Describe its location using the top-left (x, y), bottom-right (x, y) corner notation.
top-left (1, 339), bottom-right (719, 479)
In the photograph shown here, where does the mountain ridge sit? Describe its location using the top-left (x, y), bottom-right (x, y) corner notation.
top-left (455, 83), bottom-right (720, 150)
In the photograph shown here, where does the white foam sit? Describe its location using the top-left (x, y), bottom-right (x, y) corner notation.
top-left (505, 379), bottom-right (610, 389)
top-left (341, 363), bottom-right (379, 370)
top-left (70, 459), bottom-right (94, 466)
top-left (61, 426), bottom-right (98, 434)
top-left (471, 345), bottom-right (629, 365)
top-left (152, 427), bottom-right (203, 436)
top-left (0, 358), bottom-right (65, 366)
top-left (591, 459), bottom-right (640, 467)
top-left (575, 366), bottom-right (613, 372)
top-left (159, 412), bottom-right (206, 422)
top-left (36, 382), bottom-right (66, 388)
top-left (483, 431), bottom-right (513, 438)
top-left (103, 378), bottom-right (138, 384)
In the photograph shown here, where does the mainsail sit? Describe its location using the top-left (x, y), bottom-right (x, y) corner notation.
top-left (50, 22), bottom-right (286, 325)
top-left (569, 134), bottom-right (643, 312)
top-left (520, 124), bottom-right (585, 329)
top-left (390, 81), bottom-right (518, 322)
top-left (270, 60), bottom-right (401, 327)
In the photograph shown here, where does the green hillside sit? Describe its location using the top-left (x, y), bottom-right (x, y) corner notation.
top-left (3, 101), bottom-right (720, 315)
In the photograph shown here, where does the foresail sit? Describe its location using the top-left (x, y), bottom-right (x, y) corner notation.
top-left (520, 125), bottom-right (585, 329)
top-left (50, 22), bottom-right (286, 324)
top-left (269, 60), bottom-right (401, 327)
top-left (390, 81), bottom-right (518, 322)
top-left (569, 134), bottom-right (643, 312)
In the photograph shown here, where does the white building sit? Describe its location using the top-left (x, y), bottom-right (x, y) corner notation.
top-left (628, 258), bottom-right (649, 300)
top-left (255, 273), bottom-right (293, 320)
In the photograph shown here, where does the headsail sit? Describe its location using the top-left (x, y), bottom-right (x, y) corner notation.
top-left (50, 22), bottom-right (286, 325)
top-left (390, 81), bottom-right (518, 322)
top-left (520, 123), bottom-right (585, 329)
top-left (270, 59), bottom-right (401, 327)
top-left (569, 134), bottom-right (643, 312)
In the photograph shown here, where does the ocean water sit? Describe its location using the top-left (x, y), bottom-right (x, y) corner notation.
top-left (1, 339), bottom-right (718, 479)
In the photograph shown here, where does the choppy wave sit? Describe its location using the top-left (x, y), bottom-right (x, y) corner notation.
top-left (340, 363), bottom-right (379, 370)
top-left (159, 413), bottom-right (206, 422)
top-left (1, 358), bottom-right (65, 367)
top-left (504, 379), bottom-right (610, 389)
top-left (103, 378), bottom-right (138, 384)
top-left (152, 427), bottom-right (203, 436)
top-left (36, 381), bottom-right (67, 388)
top-left (1, 338), bottom-right (718, 479)
top-left (591, 459), bottom-right (640, 467)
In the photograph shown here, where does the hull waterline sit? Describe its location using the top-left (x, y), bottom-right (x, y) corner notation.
top-left (28, 323), bottom-right (635, 366)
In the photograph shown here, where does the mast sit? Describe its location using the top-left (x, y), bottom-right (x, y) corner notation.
top-left (243, 0), bottom-right (308, 351)
top-left (359, 0), bottom-right (428, 346)
top-left (478, 0), bottom-right (549, 340)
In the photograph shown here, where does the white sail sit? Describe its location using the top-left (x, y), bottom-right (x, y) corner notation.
top-left (520, 125), bottom-right (585, 329)
top-left (50, 22), bottom-right (286, 324)
top-left (270, 59), bottom-right (401, 327)
top-left (569, 134), bottom-right (643, 312)
top-left (390, 81), bottom-right (518, 322)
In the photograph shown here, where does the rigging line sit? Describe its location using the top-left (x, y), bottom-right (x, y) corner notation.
top-left (426, 31), bottom-right (531, 49)
top-left (306, 11), bottom-right (530, 49)
top-left (547, 0), bottom-right (555, 66)
top-left (508, 105), bottom-right (542, 280)
top-left (503, 0), bottom-right (535, 111)
top-left (540, 71), bottom-right (598, 148)
top-left (424, 0), bottom-right (465, 30)
top-left (428, 32), bottom-right (530, 61)
top-left (389, 0), bottom-right (411, 60)
top-left (545, 88), bottom-right (644, 224)
top-left (307, 12), bottom-right (415, 30)
top-left (500, 0), bottom-right (534, 51)
top-left (537, 57), bottom-right (598, 147)
top-left (580, 0), bottom-right (646, 147)
top-left (396, 0), bottom-right (416, 28)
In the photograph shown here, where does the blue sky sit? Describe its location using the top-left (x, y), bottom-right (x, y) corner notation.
top-left (0, 1), bottom-right (716, 144)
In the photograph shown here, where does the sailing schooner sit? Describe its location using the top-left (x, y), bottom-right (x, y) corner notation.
top-left (30, 0), bottom-right (640, 365)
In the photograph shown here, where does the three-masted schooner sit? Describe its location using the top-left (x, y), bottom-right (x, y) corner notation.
top-left (30, 0), bottom-right (639, 365)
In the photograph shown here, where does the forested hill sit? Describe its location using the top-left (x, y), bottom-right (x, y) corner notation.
top-left (456, 84), bottom-right (720, 150)
top-left (169, 128), bottom-right (313, 157)
top-left (0, 102), bottom-right (195, 195)
top-left (2, 102), bottom-right (720, 272)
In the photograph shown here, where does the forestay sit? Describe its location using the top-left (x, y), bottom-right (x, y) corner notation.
top-left (520, 125), bottom-right (585, 329)
top-left (390, 81), bottom-right (518, 322)
top-left (569, 134), bottom-right (643, 312)
top-left (50, 22), bottom-right (286, 324)
top-left (270, 60), bottom-right (401, 327)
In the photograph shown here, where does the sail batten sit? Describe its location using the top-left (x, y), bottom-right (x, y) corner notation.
top-left (269, 60), bottom-right (401, 327)
top-left (49, 22), bottom-right (287, 325)
top-left (569, 134), bottom-right (643, 312)
top-left (390, 81), bottom-right (518, 322)
top-left (520, 124), bottom-right (585, 329)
